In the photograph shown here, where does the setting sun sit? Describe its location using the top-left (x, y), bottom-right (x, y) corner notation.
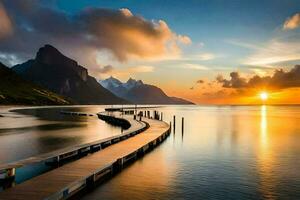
top-left (260, 92), bottom-right (268, 101)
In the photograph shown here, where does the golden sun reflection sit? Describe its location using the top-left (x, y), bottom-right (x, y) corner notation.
top-left (258, 105), bottom-right (276, 199)
top-left (260, 105), bottom-right (268, 146)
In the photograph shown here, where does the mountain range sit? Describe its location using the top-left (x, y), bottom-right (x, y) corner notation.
top-left (0, 62), bottom-right (71, 105)
top-left (13, 45), bottom-right (127, 105)
top-left (0, 44), bottom-right (193, 105)
top-left (100, 77), bottom-right (194, 104)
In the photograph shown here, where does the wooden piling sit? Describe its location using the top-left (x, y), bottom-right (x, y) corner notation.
top-left (182, 117), bottom-right (184, 133)
top-left (173, 115), bottom-right (176, 129)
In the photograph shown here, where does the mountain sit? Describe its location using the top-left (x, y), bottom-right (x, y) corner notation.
top-left (123, 78), bottom-right (144, 90)
top-left (100, 76), bottom-right (123, 89)
top-left (100, 77), bottom-right (194, 105)
top-left (13, 45), bottom-right (127, 104)
top-left (99, 76), bottom-right (144, 98)
top-left (0, 62), bottom-right (71, 105)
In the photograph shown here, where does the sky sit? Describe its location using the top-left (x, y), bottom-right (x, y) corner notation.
top-left (0, 0), bottom-right (300, 104)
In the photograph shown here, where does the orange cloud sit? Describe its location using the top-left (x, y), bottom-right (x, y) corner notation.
top-left (95, 65), bottom-right (154, 80)
top-left (0, 1), bottom-right (191, 66)
top-left (177, 35), bottom-right (192, 45)
top-left (0, 3), bottom-right (13, 39)
top-left (84, 10), bottom-right (188, 61)
top-left (283, 13), bottom-right (300, 30)
top-left (181, 65), bottom-right (300, 104)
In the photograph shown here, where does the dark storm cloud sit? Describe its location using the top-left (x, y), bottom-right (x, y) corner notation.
top-left (216, 65), bottom-right (300, 89)
top-left (0, 0), bottom-right (190, 67)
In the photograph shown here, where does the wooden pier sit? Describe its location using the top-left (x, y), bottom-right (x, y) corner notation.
top-left (0, 112), bottom-right (146, 178)
top-left (0, 113), bottom-right (170, 200)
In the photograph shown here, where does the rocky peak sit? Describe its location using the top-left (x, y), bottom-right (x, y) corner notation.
top-left (36, 45), bottom-right (72, 66)
top-left (126, 77), bottom-right (136, 84)
top-left (35, 44), bottom-right (88, 81)
top-left (137, 80), bottom-right (143, 85)
top-left (123, 77), bottom-right (143, 90)
top-left (100, 76), bottom-right (123, 88)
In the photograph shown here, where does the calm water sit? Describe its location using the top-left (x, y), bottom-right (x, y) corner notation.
top-left (82, 105), bottom-right (300, 200)
top-left (1, 105), bottom-right (300, 199)
top-left (0, 106), bottom-right (121, 164)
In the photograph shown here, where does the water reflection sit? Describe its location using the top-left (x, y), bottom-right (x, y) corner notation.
top-left (0, 106), bottom-right (121, 164)
top-left (260, 105), bottom-right (268, 147)
top-left (257, 105), bottom-right (275, 199)
top-left (83, 143), bottom-right (176, 200)
top-left (82, 105), bottom-right (300, 200)
top-left (1, 105), bottom-right (300, 199)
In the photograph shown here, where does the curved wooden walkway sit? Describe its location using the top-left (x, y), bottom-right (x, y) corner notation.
top-left (0, 117), bottom-right (170, 200)
top-left (0, 113), bottom-right (146, 171)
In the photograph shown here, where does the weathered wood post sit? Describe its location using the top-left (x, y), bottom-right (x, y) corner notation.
top-left (182, 117), bottom-right (184, 133)
top-left (121, 104), bottom-right (123, 116)
top-left (173, 115), bottom-right (176, 132)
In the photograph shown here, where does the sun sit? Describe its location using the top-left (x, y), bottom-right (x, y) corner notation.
top-left (260, 92), bottom-right (268, 101)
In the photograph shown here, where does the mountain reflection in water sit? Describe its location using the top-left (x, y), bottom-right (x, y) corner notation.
top-left (0, 106), bottom-right (121, 164)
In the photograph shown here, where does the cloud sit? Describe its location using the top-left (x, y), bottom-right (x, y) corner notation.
top-left (202, 89), bottom-right (236, 99)
top-left (196, 79), bottom-right (205, 84)
top-left (128, 65), bottom-right (154, 73)
top-left (195, 53), bottom-right (215, 61)
top-left (119, 8), bottom-right (133, 17)
top-left (92, 64), bottom-right (154, 80)
top-left (98, 65), bottom-right (114, 73)
top-left (283, 13), bottom-right (300, 30)
top-left (216, 72), bottom-right (247, 88)
top-left (189, 79), bottom-right (205, 91)
top-left (0, 53), bottom-right (21, 66)
top-left (240, 39), bottom-right (300, 66)
top-left (0, 0), bottom-right (191, 66)
top-left (183, 63), bottom-right (209, 70)
top-left (0, 3), bottom-right (13, 39)
top-left (216, 65), bottom-right (300, 90)
top-left (177, 35), bottom-right (192, 45)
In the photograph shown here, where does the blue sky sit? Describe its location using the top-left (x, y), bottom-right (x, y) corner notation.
top-left (54, 0), bottom-right (300, 76)
top-left (55, 0), bottom-right (299, 45)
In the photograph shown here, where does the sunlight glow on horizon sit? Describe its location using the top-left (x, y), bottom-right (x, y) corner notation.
top-left (260, 92), bottom-right (268, 101)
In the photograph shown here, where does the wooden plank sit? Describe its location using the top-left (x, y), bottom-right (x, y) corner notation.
top-left (0, 117), bottom-right (170, 200)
